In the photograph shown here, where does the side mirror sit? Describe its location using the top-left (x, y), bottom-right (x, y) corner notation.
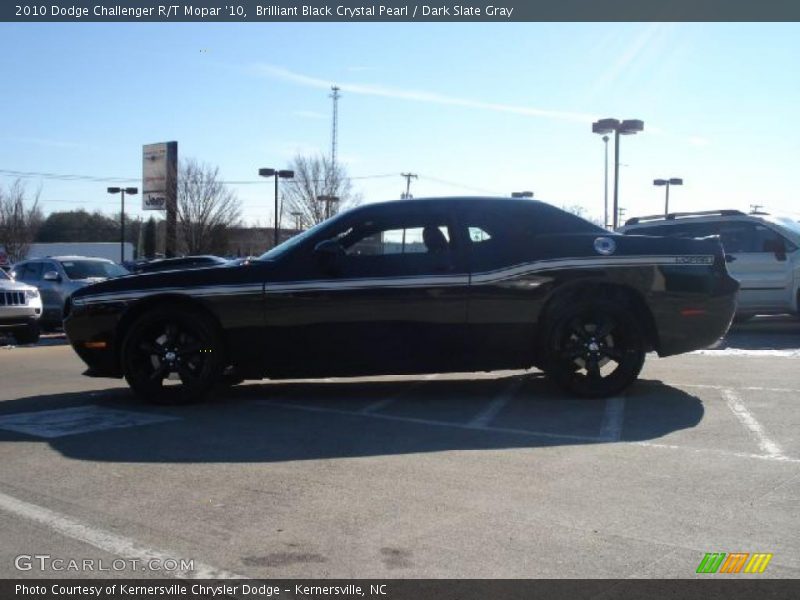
top-left (43, 271), bottom-right (62, 282)
top-left (313, 239), bottom-right (345, 273)
top-left (314, 239), bottom-right (345, 256)
top-left (763, 238), bottom-right (787, 261)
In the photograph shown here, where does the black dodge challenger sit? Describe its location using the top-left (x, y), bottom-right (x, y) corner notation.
top-left (64, 197), bottom-right (739, 403)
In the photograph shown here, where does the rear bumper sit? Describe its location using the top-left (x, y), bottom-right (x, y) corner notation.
top-left (652, 278), bottom-right (738, 357)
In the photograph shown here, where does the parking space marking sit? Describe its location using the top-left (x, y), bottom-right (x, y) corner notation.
top-left (259, 400), bottom-right (604, 443)
top-left (660, 383), bottom-right (800, 394)
top-left (359, 374), bottom-right (437, 414)
top-left (598, 396), bottom-right (626, 441)
top-left (0, 406), bottom-right (179, 439)
top-left (256, 400), bottom-right (800, 464)
top-left (466, 378), bottom-right (522, 428)
top-left (722, 388), bottom-right (785, 460)
top-left (0, 490), bottom-right (245, 579)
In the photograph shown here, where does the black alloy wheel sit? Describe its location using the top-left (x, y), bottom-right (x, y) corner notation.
top-left (122, 308), bottom-right (224, 404)
top-left (543, 299), bottom-right (645, 398)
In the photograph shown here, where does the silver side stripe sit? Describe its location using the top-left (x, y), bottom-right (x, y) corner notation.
top-left (72, 255), bottom-right (715, 305)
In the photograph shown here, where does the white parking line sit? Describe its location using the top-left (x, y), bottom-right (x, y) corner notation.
top-left (0, 490), bottom-right (245, 579)
top-left (598, 396), bottom-right (626, 441)
top-left (259, 400), bottom-right (603, 443)
top-left (256, 400), bottom-right (800, 464)
top-left (359, 373), bottom-right (437, 414)
top-left (722, 388), bottom-right (786, 460)
top-left (467, 378), bottom-right (522, 428)
top-left (659, 383), bottom-right (800, 394)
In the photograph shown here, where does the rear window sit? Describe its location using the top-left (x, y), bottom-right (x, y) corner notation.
top-left (60, 260), bottom-right (128, 280)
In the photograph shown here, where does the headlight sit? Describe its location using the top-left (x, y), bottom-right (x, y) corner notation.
top-left (25, 289), bottom-right (39, 300)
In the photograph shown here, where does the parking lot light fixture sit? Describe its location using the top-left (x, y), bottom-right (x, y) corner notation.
top-left (259, 168), bottom-right (295, 247)
top-left (107, 186), bottom-right (138, 263)
top-left (654, 177), bottom-right (683, 217)
top-left (592, 118), bottom-right (644, 229)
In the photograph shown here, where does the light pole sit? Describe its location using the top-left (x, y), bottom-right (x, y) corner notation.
top-left (511, 191), bottom-right (534, 198)
top-left (258, 168), bottom-right (294, 248)
top-left (317, 195), bottom-right (340, 220)
top-left (592, 118), bottom-right (644, 229)
top-left (290, 211), bottom-right (303, 231)
top-left (654, 178), bottom-right (683, 217)
top-left (602, 135), bottom-right (609, 229)
top-left (107, 186), bottom-right (138, 263)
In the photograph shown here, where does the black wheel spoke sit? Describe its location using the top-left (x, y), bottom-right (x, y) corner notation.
top-left (586, 357), bottom-right (602, 381)
top-left (560, 344), bottom-right (585, 360)
top-left (164, 323), bottom-right (179, 346)
top-left (594, 317), bottom-right (616, 340)
top-left (139, 341), bottom-right (161, 355)
top-left (176, 362), bottom-right (199, 382)
top-left (603, 346), bottom-right (625, 362)
top-left (568, 317), bottom-right (590, 341)
top-left (176, 342), bottom-right (203, 357)
top-left (149, 362), bottom-right (170, 382)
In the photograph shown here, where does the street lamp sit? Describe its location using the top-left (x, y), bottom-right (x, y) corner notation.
top-left (290, 211), bottom-right (303, 231)
top-left (258, 168), bottom-right (294, 247)
top-left (654, 178), bottom-right (683, 217)
top-left (601, 135), bottom-right (609, 229)
top-left (317, 195), bottom-right (340, 220)
top-left (107, 186), bottom-right (138, 263)
top-left (511, 191), bottom-right (534, 198)
top-left (592, 118), bottom-right (644, 229)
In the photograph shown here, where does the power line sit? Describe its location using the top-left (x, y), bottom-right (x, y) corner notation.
top-left (417, 174), bottom-right (501, 195)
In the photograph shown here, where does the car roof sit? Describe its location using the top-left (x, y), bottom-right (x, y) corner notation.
top-left (18, 255), bottom-right (115, 263)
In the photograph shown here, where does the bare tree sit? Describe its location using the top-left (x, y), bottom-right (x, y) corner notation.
top-left (0, 180), bottom-right (44, 262)
top-left (176, 159), bottom-right (241, 255)
top-left (283, 153), bottom-right (361, 228)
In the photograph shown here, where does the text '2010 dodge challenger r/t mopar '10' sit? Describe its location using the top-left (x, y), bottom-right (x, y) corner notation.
top-left (64, 198), bottom-right (739, 404)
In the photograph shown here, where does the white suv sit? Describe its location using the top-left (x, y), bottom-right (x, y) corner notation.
top-left (619, 210), bottom-right (800, 319)
top-left (0, 267), bottom-right (42, 344)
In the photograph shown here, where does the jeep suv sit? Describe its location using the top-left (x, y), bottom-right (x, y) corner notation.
top-left (0, 267), bottom-right (42, 344)
top-left (619, 209), bottom-right (800, 319)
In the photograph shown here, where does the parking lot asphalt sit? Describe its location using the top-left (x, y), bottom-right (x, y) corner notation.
top-left (0, 318), bottom-right (798, 579)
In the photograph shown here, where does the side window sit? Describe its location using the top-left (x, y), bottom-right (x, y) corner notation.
top-left (468, 227), bottom-right (492, 243)
top-left (752, 225), bottom-right (794, 253)
top-left (718, 223), bottom-right (758, 253)
top-left (17, 262), bottom-right (43, 282)
top-left (329, 215), bottom-right (458, 277)
top-left (345, 226), bottom-right (450, 256)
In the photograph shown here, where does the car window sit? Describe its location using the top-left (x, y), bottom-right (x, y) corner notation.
top-left (16, 262), bottom-right (43, 282)
top-left (752, 224), bottom-right (796, 253)
top-left (59, 260), bottom-right (128, 279)
top-left (0, 268), bottom-right (9, 280)
top-left (345, 226), bottom-right (450, 256)
top-left (718, 223), bottom-right (758, 253)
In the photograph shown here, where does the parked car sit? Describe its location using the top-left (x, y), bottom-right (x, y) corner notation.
top-left (619, 209), bottom-right (800, 319)
top-left (11, 256), bottom-right (128, 329)
top-left (64, 197), bottom-right (739, 404)
top-left (132, 255), bottom-right (229, 274)
top-left (0, 267), bottom-right (42, 344)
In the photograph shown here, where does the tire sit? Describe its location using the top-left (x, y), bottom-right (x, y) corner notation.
top-left (121, 307), bottom-right (225, 405)
top-left (13, 323), bottom-right (40, 345)
top-left (540, 296), bottom-right (646, 398)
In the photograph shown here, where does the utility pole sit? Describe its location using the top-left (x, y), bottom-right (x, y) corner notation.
top-left (750, 204), bottom-right (764, 214)
top-left (329, 86), bottom-right (341, 168)
top-left (400, 173), bottom-right (418, 199)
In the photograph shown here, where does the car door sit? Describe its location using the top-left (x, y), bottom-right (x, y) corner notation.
top-left (718, 221), bottom-right (793, 312)
top-left (261, 205), bottom-right (469, 378)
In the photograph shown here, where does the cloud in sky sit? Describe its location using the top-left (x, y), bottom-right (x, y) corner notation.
top-left (251, 64), bottom-right (599, 124)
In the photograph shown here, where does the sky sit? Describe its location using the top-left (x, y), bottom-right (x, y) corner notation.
top-left (1, 22), bottom-right (799, 227)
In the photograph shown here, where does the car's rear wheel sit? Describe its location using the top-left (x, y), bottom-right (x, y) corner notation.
top-left (541, 298), bottom-right (645, 398)
top-left (122, 307), bottom-right (225, 404)
top-left (13, 322), bottom-right (40, 345)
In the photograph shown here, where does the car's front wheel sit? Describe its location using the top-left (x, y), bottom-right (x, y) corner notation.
top-left (541, 298), bottom-right (646, 398)
top-left (121, 307), bottom-right (225, 404)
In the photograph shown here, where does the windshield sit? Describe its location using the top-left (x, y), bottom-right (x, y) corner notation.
top-left (60, 260), bottom-right (129, 280)
top-left (257, 216), bottom-right (343, 261)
